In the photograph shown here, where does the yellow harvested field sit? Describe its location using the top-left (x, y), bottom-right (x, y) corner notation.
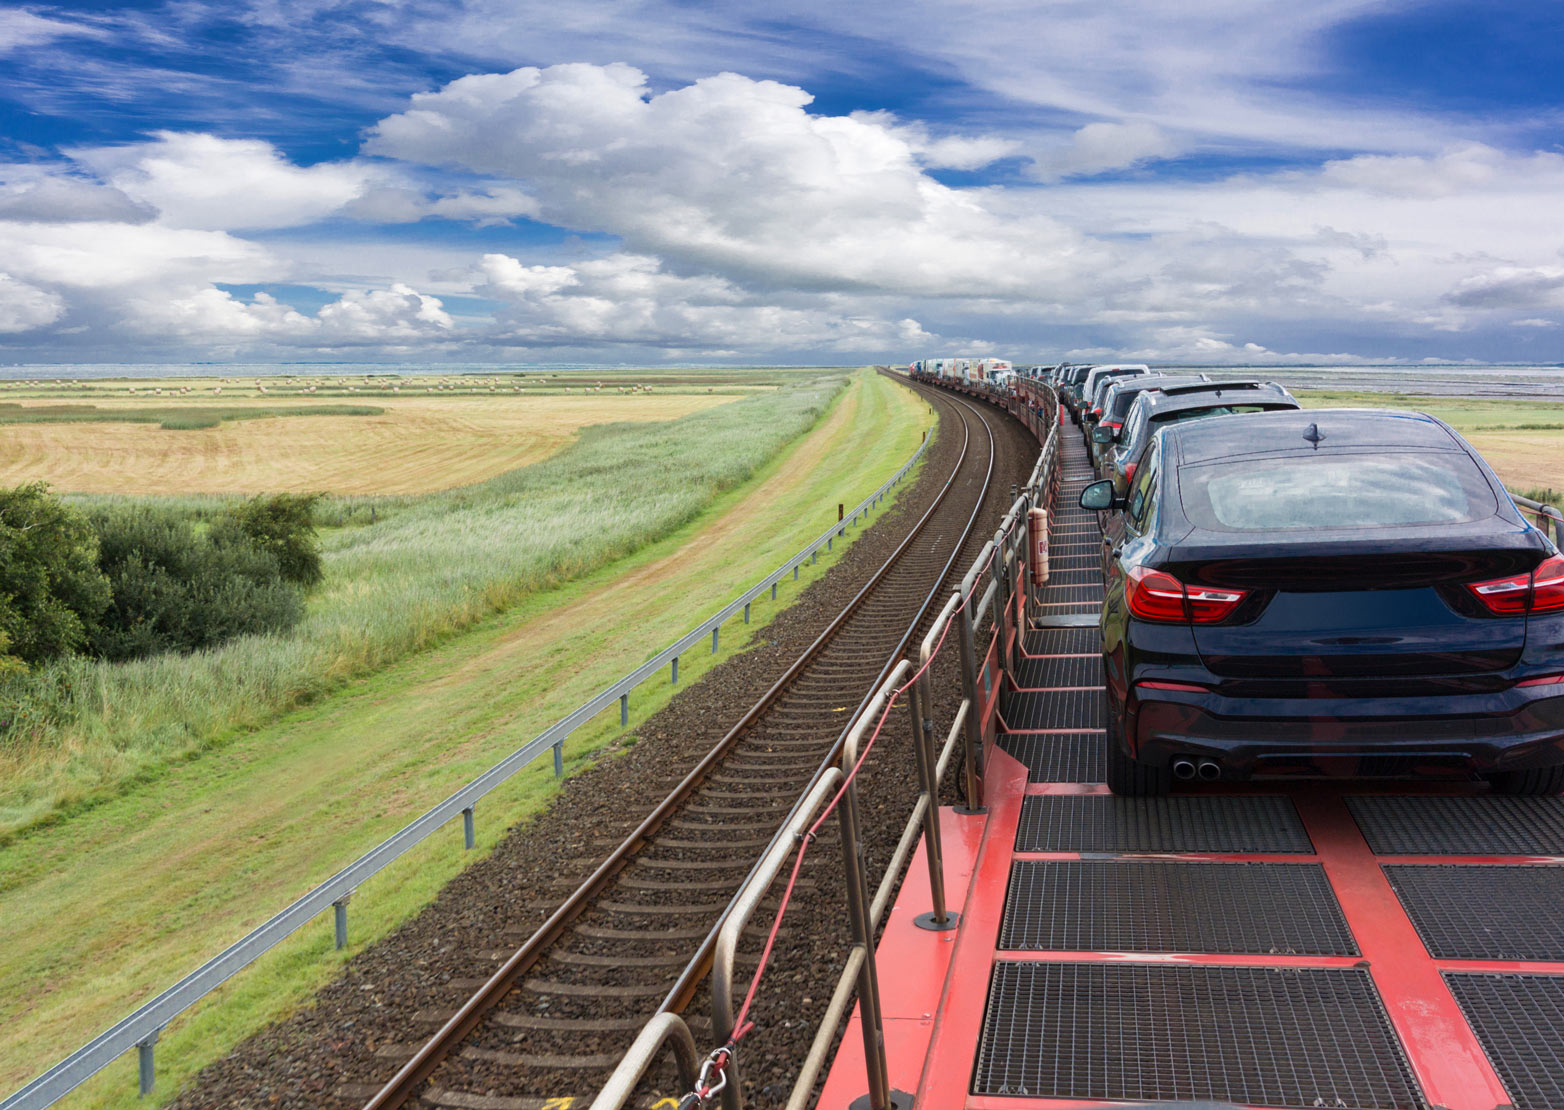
top-left (0, 394), bottom-right (735, 495)
top-left (1464, 430), bottom-right (1564, 495)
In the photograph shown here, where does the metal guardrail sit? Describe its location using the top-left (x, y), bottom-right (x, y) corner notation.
top-left (3, 419), bottom-right (934, 1110)
top-left (594, 380), bottom-right (1060, 1110)
top-left (1513, 492), bottom-right (1564, 546)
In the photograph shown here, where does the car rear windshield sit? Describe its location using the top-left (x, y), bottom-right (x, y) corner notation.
top-left (1178, 450), bottom-right (1498, 532)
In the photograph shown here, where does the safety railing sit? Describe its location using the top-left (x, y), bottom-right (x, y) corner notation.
top-left (595, 382), bottom-right (1059, 1110)
top-left (4, 416), bottom-right (936, 1110)
top-left (1514, 492), bottom-right (1564, 546)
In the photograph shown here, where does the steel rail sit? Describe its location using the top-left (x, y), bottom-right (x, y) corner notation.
top-left (361, 384), bottom-right (999, 1110)
top-left (652, 390), bottom-right (1001, 1019)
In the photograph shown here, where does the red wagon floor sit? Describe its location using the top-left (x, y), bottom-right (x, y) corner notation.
top-left (816, 435), bottom-right (1564, 1110)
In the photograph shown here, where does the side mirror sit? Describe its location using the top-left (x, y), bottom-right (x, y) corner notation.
top-left (1091, 426), bottom-right (1114, 444)
top-left (1079, 480), bottom-right (1123, 512)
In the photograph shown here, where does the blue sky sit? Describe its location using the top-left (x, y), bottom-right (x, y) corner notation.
top-left (0, 0), bottom-right (1561, 364)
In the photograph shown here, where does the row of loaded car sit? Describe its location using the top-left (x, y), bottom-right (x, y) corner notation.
top-left (991, 362), bottom-right (1564, 799)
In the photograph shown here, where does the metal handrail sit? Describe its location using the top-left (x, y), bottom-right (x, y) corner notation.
top-left (586, 1012), bottom-right (700, 1110)
top-left (1513, 492), bottom-right (1564, 546)
top-left (3, 419), bottom-right (934, 1110)
top-left (578, 379), bottom-right (1062, 1110)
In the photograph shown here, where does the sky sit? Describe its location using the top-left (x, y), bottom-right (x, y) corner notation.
top-left (1, 1), bottom-right (1562, 366)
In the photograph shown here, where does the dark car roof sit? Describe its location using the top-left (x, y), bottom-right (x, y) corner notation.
top-left (1162, 407), bottom-right (1462, 466)
top-left (1152, 408), bottom-right (1538, 550)
top-left (1134, 382), bottom-right (1296, 424)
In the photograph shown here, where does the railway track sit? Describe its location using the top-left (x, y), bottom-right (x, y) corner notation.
top-left (358, 384), bottom-right (1029, 1109)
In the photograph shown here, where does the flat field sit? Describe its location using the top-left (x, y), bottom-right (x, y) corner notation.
top-left (1297, 391), bottom-right (1564, 497)
top-left (0, 391), bottom-right (733, 495)
top-left (0, 369), bottom-right (931, 1106)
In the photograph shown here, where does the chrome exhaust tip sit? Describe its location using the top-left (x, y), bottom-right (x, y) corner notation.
top-left (1171, 758), bottom-right (1197, 781)
top-left (1196, 760), bottom-right (1222, 781)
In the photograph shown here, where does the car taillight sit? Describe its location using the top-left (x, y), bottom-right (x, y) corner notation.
top-left (1106, 421), bottom-right (1122, 432)
top-left (1091, 406), bottom-right (1102, 417)
top-left (1126, 566), bottom-right (1247, 624)
top-left (1518, 673), bottom-right (1564, 687)
top-left (1468, 554), bottom-right (1564, 615)
top-left (1123, 462), bottom-right (1137, 485)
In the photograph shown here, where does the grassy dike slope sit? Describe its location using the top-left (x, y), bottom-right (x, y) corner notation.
top-left (0, 370), bottom-right (931, 1107)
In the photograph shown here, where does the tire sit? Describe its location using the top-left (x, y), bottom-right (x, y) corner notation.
top-left (1103, 693), bottom-right (1170, 796)
top-left (1486, 766), bottom-right (1564, 795)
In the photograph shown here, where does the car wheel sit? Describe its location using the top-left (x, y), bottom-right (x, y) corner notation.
top-left (1486, 766), bottom-right (1564, 796)
top-left (1103, 692), bottom-right (1170, 796)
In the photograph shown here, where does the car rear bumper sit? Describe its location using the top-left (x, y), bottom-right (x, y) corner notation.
top-left (1131, 688), bottom-right (1564, 778)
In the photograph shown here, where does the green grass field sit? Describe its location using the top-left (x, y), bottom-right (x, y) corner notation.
top-left (0, 375), bottom-right (851, 835)
top-left (0, 369), bottom-right (931, 1107)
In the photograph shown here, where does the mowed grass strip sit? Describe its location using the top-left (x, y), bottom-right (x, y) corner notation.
top-left (0, 393), bottom-right (732, 495)
top-left (0, 380), bottom-right (839, 834)
top-left (1297, 391), bottom-right (1564, 495)
top-left (0, 370), bottom-right (930, 1107)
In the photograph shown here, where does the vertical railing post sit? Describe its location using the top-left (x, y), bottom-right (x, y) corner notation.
top-left (908, 672), bottom-right (955, 930)
top-left (955, 594), bottom-right (986, 814)
top-left (333, 893), bottom-right (351, 950)
top-left (620, 693), bottom-right (629, 727)
top-left (462, 805), bottom-right (475, 850)
top-left (136, 1030), bottom-right (159, 1098)
top-left (553, 739), bottom-right (565, 777)
top-left (743, 602), bottom-right (750, 624)
top-left (671, 656), bottom-right (679, 684)
top-left (712, 626), bottom-right (720, 653)
top-left (839, 779), bottom-right (892, 1109)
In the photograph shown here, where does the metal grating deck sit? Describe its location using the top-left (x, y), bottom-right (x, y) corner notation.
top-left (1010, 654), bottom-right (1100, 689)
top-left (1348, 795), bottom-right (1564, 856)
top-left (973, 962), bottom-right (1424, 1108)
top-left (1015, 794), bottom-right (1313, 854)
top-left (1000, 860), bottom-right (1357, 954)
top-left (1445, 973), bottom-right (1564, 1110)
top-left (1002, 688), bottom-right (1101, 731)
top-left (996, 734), bottom-right (1103, 783)
top-left (1384, 864), bottom-right (1564, 961)
top-left (1023, 627), bottom-right (1098, 655)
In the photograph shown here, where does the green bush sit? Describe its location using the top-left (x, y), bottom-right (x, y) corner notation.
top-left (0, 483), bottom-right (111, 666)
top-left (223, 493), bottom-right (322, 586)
top-left (88, 509), bottom-right (304, 662)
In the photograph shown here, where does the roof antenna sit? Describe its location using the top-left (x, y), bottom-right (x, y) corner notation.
top-left (1303, 422), bottom-right (1326, 448)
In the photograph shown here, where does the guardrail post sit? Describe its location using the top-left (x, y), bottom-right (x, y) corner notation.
top-left (839, 779), bottom-right (893, 1109)
top-left (712, 626), bottom-right (720, 653)
top-left (909, 675), bottom-right (955, 931)
top-left (743, 602), bottom-right (750, 624)
top-left (136, 1029), bottom-right (160, 1097)
top-left (620, 693), bottom-right (629, 726)
top-left (553, 740), bottom-right (565, 776)
top-left (333, 893), bottom-right (351, 950)
top-left (955, 596), bottom-right (986, 814)
top-left (671, 656), bottom-right (679, 685)
top-left (462, 805), bottom-right (475, 850)
top-left (772, 582), bottom-right (778, 600)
